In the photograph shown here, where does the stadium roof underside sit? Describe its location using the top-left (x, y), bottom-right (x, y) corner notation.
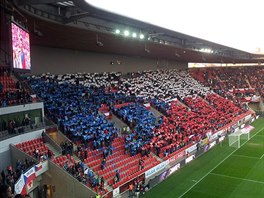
top-left (12, 0), bottom-right (264, 63)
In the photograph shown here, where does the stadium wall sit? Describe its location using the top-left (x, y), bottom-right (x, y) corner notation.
top-left (31, 46), bottom-right (188, 74)
top-left (10, 144), bottom-right (37, 168)
top-left (0, 129), bottom-right (42, 171)
top-left (41, 161), bottom-right (96, 198)
top-left (0, 149), bottom-right (11, 171)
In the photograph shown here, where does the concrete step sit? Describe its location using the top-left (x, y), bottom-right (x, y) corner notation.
top-left (44, 142), bottom-right (61, 157)
top-left (72, 153), bottom-right (81, 163)
top-left (150, 151), bottom-right (163, 162)
top-left (176, 99), bottom-right (191, 110)
top-left (110, 114), bottom-right (129, 135)
top-left (149, 106), bottom-right (164, 118)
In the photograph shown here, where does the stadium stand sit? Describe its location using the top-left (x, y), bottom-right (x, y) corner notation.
top-left (16, 138), bottom-right (54, 160)
top-left (0, 67), bottom-right (32, 107)
top-left (0, 158), bottom-right (36, 193)
top-left (190, 66), bottom-right (264, 101)
top-left (27, 69), bottom-right (251, 163)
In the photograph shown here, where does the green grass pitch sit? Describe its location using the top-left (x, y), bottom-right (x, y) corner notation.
top-left (143, 118), bottom-right (264, 198)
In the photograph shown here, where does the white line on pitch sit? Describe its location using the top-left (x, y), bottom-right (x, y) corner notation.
top-left (210, 172), bottom-right (264, 185)
top-left (178, 125), bottom-right (264, 198)
top-left (260, 153), bottom-right (264, 159)
top-left (232, 154), bottom-right (260, 160)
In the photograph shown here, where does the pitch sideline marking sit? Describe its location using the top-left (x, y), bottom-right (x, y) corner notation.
top-left (210, 172), bottom-right (264, 185)
top-left (178, 126), bottom-right (264, 198)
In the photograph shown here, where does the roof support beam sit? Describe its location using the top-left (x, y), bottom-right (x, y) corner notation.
top-left (16, 0), bottom-right (62, 5)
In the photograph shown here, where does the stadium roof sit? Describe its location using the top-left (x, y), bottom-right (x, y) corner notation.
top-left (12, 0), bottom-right (264, 63)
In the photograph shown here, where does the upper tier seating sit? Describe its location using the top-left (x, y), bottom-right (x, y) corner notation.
top-left (16, 138), bottom-right (53, 160)
top-left (190, 66), bottom-right (264, 98)
top-left (0, 70), bottom-right (32, 107)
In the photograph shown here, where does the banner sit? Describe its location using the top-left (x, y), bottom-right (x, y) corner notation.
top-left (241, 125), bottom-right (255, 134)
top-left (185, 144), bottom-right (197, 154)
top-left (169, 163), bottom-right (181, 175)
top-left (35, 161), bottom-right (48, 176)
top-left (244, 114), bottom-right (252, 121)
top-left (113, 187), bottom-right (120, 197)
top-left (159, 163), bottom-right (181, 182)
top-left (15, 161), bottom-right (48, 195)
top-left (208, 133), bottom-right (218, 141)
top-left (219, 136), bottom-right (225, 142)
top-left (209, 141), bottom-right (216, 149)
top-left (168, 151), bottom-right (185, 164)
top-left (185, 155), bottom-right (195, 164)
top-left (145, 160), bottom-right (169, 179)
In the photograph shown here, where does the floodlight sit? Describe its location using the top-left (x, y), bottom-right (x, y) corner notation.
top-left (139, 34), bottom-right (145, 39)
top-left (115, 29), bottom-right (120, 34)
top-left (124, 30), bottom-right (130, 36)
top-left (132, 32), bottom-right (137, 38)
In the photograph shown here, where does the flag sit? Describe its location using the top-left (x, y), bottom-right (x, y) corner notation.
top-left (35, 164), bottom-right (43, 172)
top-left (15, 174), bottom-right (27, 195)
top-left (23, 167), bottom-right (36, 185)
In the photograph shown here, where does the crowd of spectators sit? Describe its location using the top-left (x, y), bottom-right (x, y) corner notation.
top-left (112, 103), bottom-right (161, 156)
top-left (58, 157), bottom-right (106, 195)
top-left (60, 141), bottom-right (74, 155)
top-left (0, 68), bottom-right (32, 107)
top-left (28, 74), bottom-right (126, 150)
top-left (190, 66), bottom-right (264, 99)
top-left (128, 178), bottom-right (149, 198)
top-left (0, 114), bottom-right (34, 133)
top-left (28, 69), bottom-right (249, 175)
top-left (0, 159), bottom-right (36, 197)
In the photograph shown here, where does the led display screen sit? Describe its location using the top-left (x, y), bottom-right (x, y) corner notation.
top-left (11, 22), bottom-right (31, 70)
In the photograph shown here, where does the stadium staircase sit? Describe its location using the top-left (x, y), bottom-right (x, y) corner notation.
top-left (109, 114), bottom-right (129, 135)
top-left (245, 78), bottom-right (252, 88)
top-left (176, 99), bottom-right (191, 110)
top-left (200, 95), bottom-right (210, 105)
top-left (44, 142), bottom-right (61, 157)
top-left (149, 106), bottom-right (164, 118)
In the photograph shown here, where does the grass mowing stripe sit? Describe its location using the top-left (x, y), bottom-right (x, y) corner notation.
top-left (210, 172), bottom-right (264, 184)
top-left (232, 154), bottom-right (260, 160)
top-left (178, 125), bottom-right (264, 198)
